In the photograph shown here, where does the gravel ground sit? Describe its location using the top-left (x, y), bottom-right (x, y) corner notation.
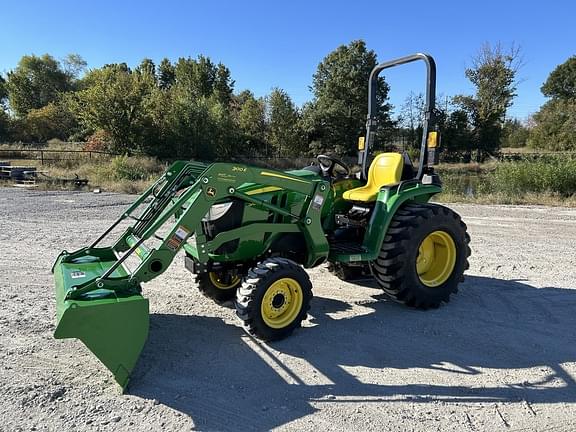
top-left (1, 188), bottom-right (575, 432)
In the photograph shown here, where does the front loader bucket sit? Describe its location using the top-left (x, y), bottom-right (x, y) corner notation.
top-left (53, 253), bottom-right (149, 390)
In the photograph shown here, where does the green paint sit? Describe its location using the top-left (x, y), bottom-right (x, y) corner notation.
top-left (53, 253), bottom-right (148, 390)
top-left (328, 183), bottom-right (442, 262)
top-left (52, 161), bottom-right (331, 387)
top-left (53, 158), bottom-right (444, 389)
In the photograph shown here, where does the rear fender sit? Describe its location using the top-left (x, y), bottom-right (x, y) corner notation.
top-left (361, 183), bottom-right (442, 260)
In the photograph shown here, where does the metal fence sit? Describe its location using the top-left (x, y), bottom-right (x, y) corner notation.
top-left (1, 145), bottom-right (574, 167)
top-left (0, 148), bottom-right (120, 165)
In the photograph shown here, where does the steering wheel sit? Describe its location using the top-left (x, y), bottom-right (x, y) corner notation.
top-left (316, 155), bottom-right (351, 178)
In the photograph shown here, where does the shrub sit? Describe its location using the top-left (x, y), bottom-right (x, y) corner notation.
top-left (109, 155), bottom-right (164, 181)
top-left (490, 158), bottom-right (576, 197)
top-left (84, 130), bottom-right (112, 152)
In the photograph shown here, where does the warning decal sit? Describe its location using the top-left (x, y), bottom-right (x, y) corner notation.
top-left (166, 226), bottom-right (191, 251)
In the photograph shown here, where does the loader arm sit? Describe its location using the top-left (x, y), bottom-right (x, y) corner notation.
top-left (52, 161), bottom-right (330, 389)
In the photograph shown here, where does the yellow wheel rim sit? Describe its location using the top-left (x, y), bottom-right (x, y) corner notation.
top-left (416, 230), bottom-right (457, 287)
top-left (208, 272), bottom-right (240, 290)
top-left (260, 278), bottom-right (303, 329)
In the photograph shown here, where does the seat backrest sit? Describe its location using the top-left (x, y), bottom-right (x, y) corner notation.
top-left (367, 153), bottom-right (404, 188)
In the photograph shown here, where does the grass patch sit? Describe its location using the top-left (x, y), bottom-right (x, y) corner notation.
top-left (2, 143), bottom-right (575, 205)
top-left (437, 158), bottom-right (576, 206)
top-left (1, 154), bottom-right (165, 194)
top-left (44, 156), bottom-right (165, 193)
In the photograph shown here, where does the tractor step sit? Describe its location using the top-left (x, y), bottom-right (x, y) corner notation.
top-left (328, 241), bottom-right (366, 255)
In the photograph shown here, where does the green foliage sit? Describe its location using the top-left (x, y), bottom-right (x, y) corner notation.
top-left (438, 158), bottom-right (576, 203)
top-left (67, 65), bottom-right (156, 153)
top-left (135, 58), bottom-right (156, 79)
top-left (302, 40), bottom-right (391, 155)
top-left (62, 54), bottom-right (87, 83)
top-left (442, 109), bottom-right (474, 154)
top-left (541, 56), bottom-right (576, 100)
top-left (398, 92), bottom-right (425, 149)
top-left (0, 75), bottom-right (7, 105)
top-left (488, 158), bottom-right (576, 196)
top-left (529, 55), bottom-right (576, 151)
top-left (528, 98), bottom-right (576, 150)
top-left (235, 90), bottom-right (266, 151)
top-left (267, 88), bottom-right (303, 156)
top-left (147, 87), bottom-right (237, 160)
top-left (213, 63), bottom-right (234, 106)
top-left (107, 155), bottom-right (160, 181)
top-left (158, 58), bottom-right (175, 90)
top-left (23, 102), bottom-right (77, 142)
top-left (6, 54), bottom-right (72, 117)
top-left (0, 109), bottom-right (10, 141)
top-left (501, 118), bottom-right (529, 148)
top-left (454, 43), bottom-right (520, 160)
top-left (174, 55), bottom-right (217, 98)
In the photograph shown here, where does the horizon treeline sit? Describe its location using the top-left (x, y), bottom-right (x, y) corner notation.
top-left (0, 40), bottom-right (574, 162)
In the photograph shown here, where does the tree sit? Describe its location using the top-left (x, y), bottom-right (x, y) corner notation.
top-left (0, 75), bottom-right (7, 106)
top-left (234, 90), bottom-right (266, 154)
top-left (501, 118), bottom-right (529, 148)
top-left (541, 56), bottom-right (576, 100)
top-left (23, 102), bottom-right (77, 142)
top-left (66, 65), bottom-right (156, 153)
top-left (454, 43), bottom-right (521, 161)
top-left (158, 58), bottom-right (175, 90)
top-left (214, 63), bottom-right (234, 106)
top-left (398, 92), bottom-right (425, 149)
top-left (62, 53), bottom-right (87, 81)
top-left (0, 109), bottom-right (10, 141)
top-left (529, 55), bottom-right (576, 151)
top-left (6, 54), bottom-right (71, 117)
top-left (267, 88), bottom-right (302, 156)
top-left (135, 58), bottom-right (156, 80)
top-left (442, 109), bottom-right (473, 155)
top-left (302, 40), bottom-right (392, 155)
top-left (528, 98), bottom-right (576, 150)
top-left (174, 55), bottom-right (217, 98)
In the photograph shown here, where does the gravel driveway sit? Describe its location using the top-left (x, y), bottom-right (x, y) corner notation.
top-left (1, 188), bottom-right (575, 431)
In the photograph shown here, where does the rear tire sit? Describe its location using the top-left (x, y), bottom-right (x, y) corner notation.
top-left (235, 257), bottom-right (312, 341)
top-left (195, 271), bottom-right (242, 304)
top-left (371, 203), bottom-right (470, 309)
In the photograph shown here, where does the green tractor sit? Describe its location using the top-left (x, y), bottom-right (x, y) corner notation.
top-left (52, 53), bottom-right (470, 389)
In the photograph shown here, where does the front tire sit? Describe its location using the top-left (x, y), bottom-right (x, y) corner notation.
top-left (371, 203), bottom-right (470, 309)
top-left (235, 257), bottom-right (312, 341)
top-left (195, 271), bottom-right (242, 304)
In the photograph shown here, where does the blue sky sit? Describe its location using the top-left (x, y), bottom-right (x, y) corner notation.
top-left (2, 1), bottom-right (575, 119)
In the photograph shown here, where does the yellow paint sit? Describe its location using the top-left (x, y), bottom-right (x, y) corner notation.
top-left (427, 131), bottom-right (439, 148)
top-left (245, 186), bottom-right (283, 196)
top-left (261, 278), bottom-right (303, 329)
top-left (358, 136), bottom-right (365, 150)
top-left (208, 272), bottom-right (241, 290)
top-left (417, 230), bottom-right (456, 287)
top-left (260, 171), bottom-right (310, 184)
top-left (343, 153), bottom-right (403, 202)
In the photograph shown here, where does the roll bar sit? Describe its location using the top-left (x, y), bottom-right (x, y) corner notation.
top-left (359, 53), bottom-right (437, 180)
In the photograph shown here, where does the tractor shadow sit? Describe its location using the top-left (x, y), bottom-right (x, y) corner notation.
top-left (130, 276), bottom-right (576, 431)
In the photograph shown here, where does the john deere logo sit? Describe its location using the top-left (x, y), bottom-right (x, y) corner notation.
top-left (206, 187), bottom-right (216, 197)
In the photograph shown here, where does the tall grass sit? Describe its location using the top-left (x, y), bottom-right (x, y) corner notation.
top-left (438, 157), bottom-right (576, 206)
top-left (489, 159), bottom-right (576, 196)
top-left (2, 142), bottom-right (575, 204)
top-left (24, 155), bottom-right (166, 193)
